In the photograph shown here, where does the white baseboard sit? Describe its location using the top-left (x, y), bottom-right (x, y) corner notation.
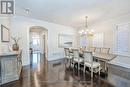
top-left (48, 57), bottom-right (64, 62)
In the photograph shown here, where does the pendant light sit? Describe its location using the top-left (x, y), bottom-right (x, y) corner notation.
top-left (79, 16), bottom-right (94, 37)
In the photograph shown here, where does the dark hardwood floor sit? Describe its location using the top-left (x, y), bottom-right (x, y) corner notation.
top-left (1, 53), bottom-right (130, 87)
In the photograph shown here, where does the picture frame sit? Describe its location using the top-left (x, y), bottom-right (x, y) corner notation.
top-left (1, 24), bottom-right (10, 42)
top-left (58, 34), bottom-right (73, 48)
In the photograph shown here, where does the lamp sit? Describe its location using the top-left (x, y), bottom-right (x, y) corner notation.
top-left (79, 16), bottom-right (94, 37)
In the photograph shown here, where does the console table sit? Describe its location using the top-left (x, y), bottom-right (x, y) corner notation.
top-left (0, 51), bottom-right (22, 85)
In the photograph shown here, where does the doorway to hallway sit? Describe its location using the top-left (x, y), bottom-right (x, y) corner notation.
top-left (29, 26), bottom-right (48, 65)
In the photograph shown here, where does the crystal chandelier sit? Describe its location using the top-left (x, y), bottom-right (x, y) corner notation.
top-left (79, 16), bottom-right (94, 37)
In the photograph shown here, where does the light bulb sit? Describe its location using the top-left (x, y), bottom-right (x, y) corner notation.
top-left (86, 29), bottom-right (89, 32)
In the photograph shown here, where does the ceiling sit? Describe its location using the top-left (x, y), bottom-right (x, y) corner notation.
top-left (15, 0), bottom-right (130, 29)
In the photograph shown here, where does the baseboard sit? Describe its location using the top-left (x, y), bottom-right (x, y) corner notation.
top-left (48, 57), bottom-right (65, 62)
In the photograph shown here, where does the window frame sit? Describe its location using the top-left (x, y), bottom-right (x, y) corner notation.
top-left (115, 23), bottom-right (130, 56)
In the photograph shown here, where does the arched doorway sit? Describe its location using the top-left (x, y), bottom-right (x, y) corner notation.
top-left (29, 26), bottom-right (48, 65)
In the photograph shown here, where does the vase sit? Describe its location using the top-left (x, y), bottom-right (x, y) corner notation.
top-left (12, 44), bottom-right (19, 51)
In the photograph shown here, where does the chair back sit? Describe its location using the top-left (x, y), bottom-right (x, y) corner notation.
top-left (17, 50), bottom-right (22, 64)
top-left (89, 47), bottom-right (96, 52)
top-left (72, 49), bottom-right (79, 59)
top-left (83, 51), bottom-right (93, 63)
top-left (17, 50), bottom-right (22, 58)
top-left (101, 48), bottom-right (110, 54)
top-left (64, 48), bottom-right (70, 57)
top-left (95, 47), bottom-right (101, 53)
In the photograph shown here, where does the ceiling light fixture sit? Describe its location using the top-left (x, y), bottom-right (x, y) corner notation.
top-left (79, 16), bottom-right (94, 37)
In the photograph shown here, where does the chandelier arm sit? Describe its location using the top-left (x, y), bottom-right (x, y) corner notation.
top-left (79, 16), bottom-right (94, 37)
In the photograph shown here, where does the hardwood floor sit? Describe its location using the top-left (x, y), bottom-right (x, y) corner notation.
top-left (1, 53), bottom-right (130, 87)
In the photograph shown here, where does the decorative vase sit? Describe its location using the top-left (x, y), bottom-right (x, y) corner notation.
top-left (12, 44), bottom-right (19, 51)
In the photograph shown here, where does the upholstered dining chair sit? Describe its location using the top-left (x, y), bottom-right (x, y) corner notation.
top-left (72, 49), bottom-right (83, 70)
top-left (95, 47), bottom-right (101, 53)
top-left (101, 48), bottom-right (110, 54)
top-left (17, 50), bottom-right (22, 71)
top-left (83, 51), bottom-right (101, 78)
top-left (64, 48), bottom-right (73, 66)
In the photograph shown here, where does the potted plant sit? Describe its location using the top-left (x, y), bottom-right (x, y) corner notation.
top-left (11, 36), bottom-right (21, 51)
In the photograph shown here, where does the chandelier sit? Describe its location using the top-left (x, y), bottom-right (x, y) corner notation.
top-left (79, 16), bottom-right (94, 37)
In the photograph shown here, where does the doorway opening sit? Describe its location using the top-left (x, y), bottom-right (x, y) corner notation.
top-left (29, 26), bottom-right (48, 65)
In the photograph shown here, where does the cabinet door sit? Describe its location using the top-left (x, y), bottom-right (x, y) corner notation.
top-left (1, 57), bottom-right (18, 84)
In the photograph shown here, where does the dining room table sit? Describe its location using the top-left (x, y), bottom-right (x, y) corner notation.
top-left (92, 52), bottom-right (117, 61)
top-left (79, 51), bottom-right (117, 73)
top-left (93, 52), bottom-right (117, 72)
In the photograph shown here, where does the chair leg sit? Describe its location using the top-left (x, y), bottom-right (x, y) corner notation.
top-left (84, 65), bottom-right (86, 73)
top-left (78, 62), bottom-right (80, 70)
top-left (69, 59), bottom-right (71, 67)
top-left (104, 62), bottom-right (107, 72)
top-left (65, 58), bottom-right (67, 67)
top-left (91, 68), bottom-right (93, 78)
top-left (99, 66), bottom-right (100, 75)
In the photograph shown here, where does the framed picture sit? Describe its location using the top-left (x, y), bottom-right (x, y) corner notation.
top-left (1, 24), bottom-right (10, 42)
top-left (58, 34), bottom-right (73, 48)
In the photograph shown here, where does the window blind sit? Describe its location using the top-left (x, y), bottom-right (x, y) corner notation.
top-left (93, 33), bottom-right (104, 47)
top-left (116, 23), bottom-right (130, 54)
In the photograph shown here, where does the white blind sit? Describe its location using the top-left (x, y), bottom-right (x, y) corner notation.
top-left (93, 33), bottom-right (104, 47)
top-left (116, 23), bottom-right (130, 54)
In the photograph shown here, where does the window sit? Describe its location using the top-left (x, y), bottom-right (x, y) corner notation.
top-left (115, 23), bottom-right (130, 56)
top-left (32, 37), bottom-right (40, 46)
top-left (80, 35), bottom-right (88, 47)
top-left (93, 33), bottom-right (104, 47)
top-left (31, 37), bottom-right (41, 51)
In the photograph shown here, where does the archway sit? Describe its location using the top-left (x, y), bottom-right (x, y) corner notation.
top-left (29, 26), bottom-right (48, 65)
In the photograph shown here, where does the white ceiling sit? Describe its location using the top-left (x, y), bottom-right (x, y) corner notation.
top-left (15, 0), bottom-right (130, 29)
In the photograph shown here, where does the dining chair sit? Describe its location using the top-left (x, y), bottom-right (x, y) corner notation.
top-left (72, 49), bottom-right (83, 70)
top-left (89, 47), bottom-right (96, 52)
top-left (64, 48), bottom-right (73, 66)
top-left (80, 46), bottom-right (86, 55)
top-left (17, 50), bottom-right (22, 71)
top-left (81, 46), bottom-right (86, 51)
top-left (95, 47), bottom-right (101, 53)
top-left (101, 48), bottom-right (110, 54)
top-left (83, 51), bottom-right (100, 78)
